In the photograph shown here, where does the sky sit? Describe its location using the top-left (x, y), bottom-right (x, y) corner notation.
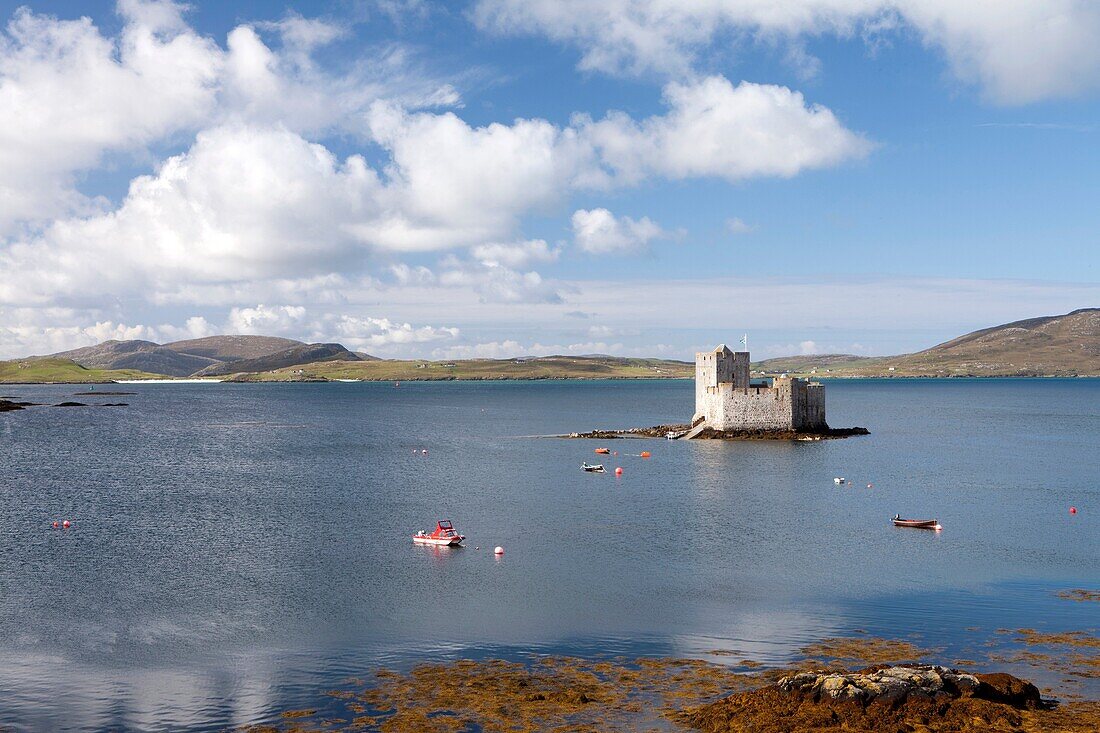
top-left (0, 0), bottom-right (1098, 360)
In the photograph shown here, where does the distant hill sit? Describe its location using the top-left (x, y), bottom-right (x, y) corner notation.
top-left (192, 343), bottom-right (362, 377)
top-left (228, 355), bottom-right (694, 381)
top-left (50, 340), bottom-right (220, 377)
top-left (43, 335), bottom-right (309, 377)
top-left (752, 354), bottom-right (878, 374)
top-left (756, 308), bottom-right (1100, 377)
top-left (8, 309), bottom-right (1097, 382)
top-left (164, 335), bottom-right (303, 361)
top-left (0, 358), bottom-right (162, 383)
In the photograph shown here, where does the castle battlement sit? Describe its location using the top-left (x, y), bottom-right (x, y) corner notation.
top-left (693, 344), bottom-right (827, 432)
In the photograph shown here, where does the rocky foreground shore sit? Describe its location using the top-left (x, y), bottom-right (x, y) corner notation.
top-left (246, 642), bottom-right (1100, 733)
top-left (687, 665), bottom-right (1066, 732)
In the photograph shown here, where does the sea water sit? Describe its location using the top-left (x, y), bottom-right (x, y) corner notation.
top-left (0, 379), bottom-right (1096, 730)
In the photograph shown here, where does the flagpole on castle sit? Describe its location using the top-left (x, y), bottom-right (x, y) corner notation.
top-left (740, 333), bottom-right (748, 352)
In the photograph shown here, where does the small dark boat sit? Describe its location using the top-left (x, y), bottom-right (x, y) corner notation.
top-left (892, 514), bottom-right (941, 530)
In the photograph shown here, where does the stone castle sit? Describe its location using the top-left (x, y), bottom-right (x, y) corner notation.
top-left (692, 344), bottom-right (826, 432)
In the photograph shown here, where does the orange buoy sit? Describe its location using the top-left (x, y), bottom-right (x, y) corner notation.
top-left (1070, 506), bottom-right (1078, 514)
top-left (640, 451), bottom-right (651, 458)
top-left (615, 467), bottom-right (623, 476)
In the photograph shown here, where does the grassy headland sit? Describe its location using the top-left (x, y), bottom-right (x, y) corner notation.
top-left (226, 355), bottom-right (694, 381)
top-left (0, 358), bottom-right (161, 384)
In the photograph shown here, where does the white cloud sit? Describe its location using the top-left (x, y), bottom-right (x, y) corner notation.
top-left (226, 304), bottom-right (308, 334)
top-left (225, 305), bottom-right (459, 351)
top-left (0, 124), bottom-right (384, 306)
top-left (799, 340), bottom-right (819, 355)
top-left (315, 314), bottom-right (458, 351)
top-left (437, 256), bottom-right (563, 304)
top-left (430, 340), bottom-right (529, 360)
top-left (727, 217), bottom-right (756, 234)
top-left (0, 307), bottom-right (215, 357)
top-left (572, 208), bottom-right (664, 254)
top-left (0, 5), bottom-right (875, 356)
top-left (470, 239), bottom-right (560, 268)
top-left (473, 0), bottom-right (1100, 104)
top-left (588, 325), bottom-right (615, 338)
top-left (578, 77), bottom-right (873, 183)
top-left (350, 77), bottom-right (866, 251)
top-left (0, 1), bottom-right (459, 236)
top-left (0, 2), bottom-right (220, 232)
top-left (361, 101), bottom-right (590, 250)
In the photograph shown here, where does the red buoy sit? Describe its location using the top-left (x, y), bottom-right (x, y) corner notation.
top-left (62, 520), bottom-right (71, 528)
top-left (52, 521), bottom-right (59, 528)
top-left (615, 467), bottom-right (623, 476)
top-left (1070, 506), bottom-right (1078, 515)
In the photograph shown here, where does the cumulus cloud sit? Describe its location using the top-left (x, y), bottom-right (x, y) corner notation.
top-left (314, 314), bottom-right (458, 351)
top-left (0, 307), bottom-right (214, 358)
top-left (0, 4), bottom-right (873, 355)
top-left (0, 124), bottom-right (383, 306)
top-left (361, 101), bottom-right (590, 250)
top-left (0, 2), bottom-right (220, 232)
top-left (226, 304), bottom-right (308, 334)
top-left (473, 0), bottom-right (1100, 104)
top-left (225, 304), bottom-right (459, 351)
top-left (577, 77), bottom-right (872, 183)
top-left (572, 208), bottom-right (665, 254)
top-left (0, 1), bottom-right (458, 236)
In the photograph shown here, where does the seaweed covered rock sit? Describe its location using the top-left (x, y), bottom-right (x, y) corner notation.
top-left (685, 665), bottom-right (1049, 732)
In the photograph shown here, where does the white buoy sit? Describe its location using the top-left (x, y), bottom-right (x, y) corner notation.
top-left (494, 546), bottom-right (504, 555)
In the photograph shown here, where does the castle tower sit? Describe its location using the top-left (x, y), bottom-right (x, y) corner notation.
top-left (694, 344), bottom-right (751, 424)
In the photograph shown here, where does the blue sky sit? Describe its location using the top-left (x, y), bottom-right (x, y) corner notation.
top-left (0, 0), bottom-right (1098, 359)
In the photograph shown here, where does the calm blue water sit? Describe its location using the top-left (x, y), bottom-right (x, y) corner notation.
top-left (0, 379), bottom-right (1097, 731)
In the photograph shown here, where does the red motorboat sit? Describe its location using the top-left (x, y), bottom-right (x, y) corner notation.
top-left (892, 514), bottom-right (942, 530)
top-left (413, 519), bottom-right (465, 546)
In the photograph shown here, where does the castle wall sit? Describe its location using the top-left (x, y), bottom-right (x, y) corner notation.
top-left (795, 383), bottom-right (826, 430)
top-left (712, 385), bottom-right (796, 430)
top-left (693, 345), bottom-right (828, 431)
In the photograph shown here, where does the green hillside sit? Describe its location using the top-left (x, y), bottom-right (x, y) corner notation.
top-left (227, 355), bottom-right (693, 381)
top-left (0, 358), bottom-right (161, 383)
